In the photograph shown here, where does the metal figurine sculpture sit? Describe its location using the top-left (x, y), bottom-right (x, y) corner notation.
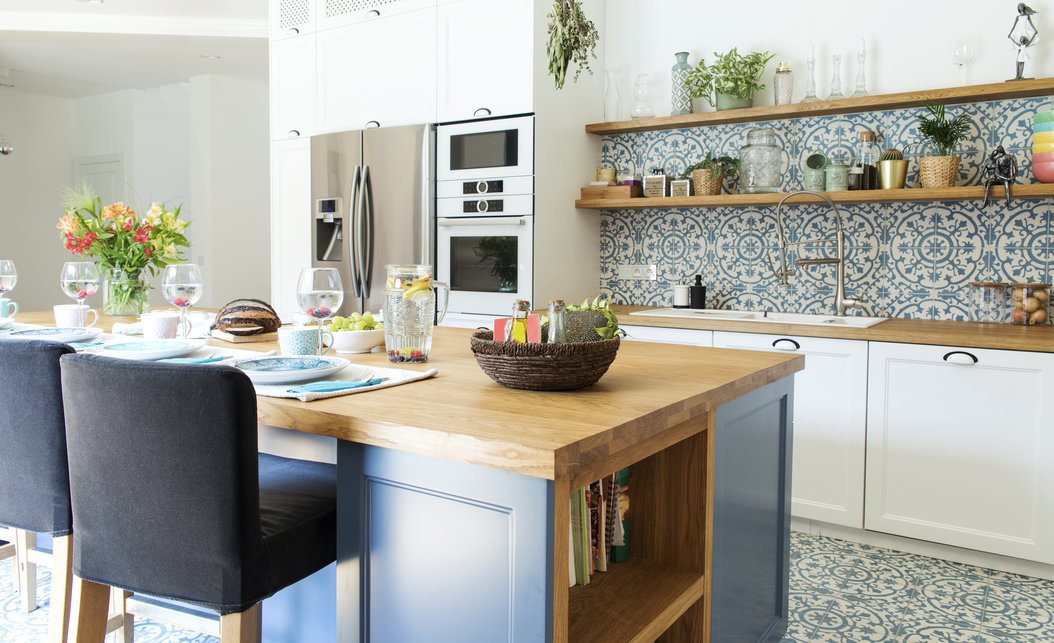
top-left (981, 146), bottom-right (1018, 207)
top-left (1008, 3), bottom-right (1040, 81)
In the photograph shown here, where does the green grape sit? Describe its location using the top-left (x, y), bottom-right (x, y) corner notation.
top-left (349, 312), bottom-right (361, 321)
top-left (375, 322), bottom-right (384, 330)
top-left (331, 316), bottom-right (346, 328)
top-left (362, 311), bottom-right (375, 324)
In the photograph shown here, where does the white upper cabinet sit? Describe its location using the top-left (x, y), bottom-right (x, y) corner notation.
top-left (270, 138), bottom-right (313, 322)
top-left (270, 36), bottom-right (317, 140)
top-left (865, 342), bottom-right (1054, 563)
top-left (713, 332), bottom-right (868, 528)
top-left (271, 0), bottom-right (316, 39)
top-left (316, 0), bottom-right (436, 30)
top-left (316, 8), bottom-right (438, 133)
top-left (436, 0), bottom-right (533, 122)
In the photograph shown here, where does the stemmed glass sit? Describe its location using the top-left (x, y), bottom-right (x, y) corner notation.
top-left (60, 261), bottom-right (100, 306)
top-left (297, 268), bottom-right (344, 357)
top-left (0, 260), bottom-right (16, 297)
top-left (162, 264), bottom-right (204, 338)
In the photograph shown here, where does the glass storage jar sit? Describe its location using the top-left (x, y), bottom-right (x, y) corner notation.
top-left (968, 281), bottom-right (1009, 323)
top-left (739, 127), bottom-right (783, 193)
top-left (1009, 283), bottom-right (1050, 325)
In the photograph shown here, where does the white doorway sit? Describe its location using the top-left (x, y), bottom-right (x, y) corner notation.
top-left (73, 154), bottom-right (126, 203)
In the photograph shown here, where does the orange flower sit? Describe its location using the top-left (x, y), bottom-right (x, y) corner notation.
top-left (56, 212), bottom-right (79, 235)
top-left (102, 202), bottom-right (135, 221)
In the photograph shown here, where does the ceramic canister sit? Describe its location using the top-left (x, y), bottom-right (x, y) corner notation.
top-left (803, 153), bottom-right (827, 191)
top-left (279, 326), bottom-right (333, 356)
top-left (825, 164), bottom-right (850, 191)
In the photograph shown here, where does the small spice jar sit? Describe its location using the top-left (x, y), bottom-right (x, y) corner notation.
top-left (968, 282), bottom-right (1009, 323)
top-left (1009, 283), bottom-right (1051, 325)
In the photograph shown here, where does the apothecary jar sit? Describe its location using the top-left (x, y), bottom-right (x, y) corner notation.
top-left (738, 127), bottom-right (783, 193)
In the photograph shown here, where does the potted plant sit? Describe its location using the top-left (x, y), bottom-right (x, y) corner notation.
top-left (685, 154), bottom-right (740, 196)
top-left (685, 48), bottom-right (775, 111)
top-left (545, 0), bottom-right (599, 90)
top-left (914, 103), bottom-right (972, 188)
top-left (878, 148), bottom-right (909, 189)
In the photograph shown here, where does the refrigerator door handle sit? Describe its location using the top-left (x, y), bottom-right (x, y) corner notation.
top-left (361, 165), bottom-right (375, 299)
top-left (350, 164), bottom-right (364, 298)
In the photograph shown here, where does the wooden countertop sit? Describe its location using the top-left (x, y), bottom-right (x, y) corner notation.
top-left (615, 305), bottom-right (1054, 353)
top-left (18, 312), bottom-right (802, 480)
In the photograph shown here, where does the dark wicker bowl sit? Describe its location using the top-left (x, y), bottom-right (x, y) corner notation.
top-left (469, 330), bottom-right (621, 391)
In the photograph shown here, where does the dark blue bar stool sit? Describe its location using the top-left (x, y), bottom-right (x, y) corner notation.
top-left (60, 353), bottom-right (337, 643)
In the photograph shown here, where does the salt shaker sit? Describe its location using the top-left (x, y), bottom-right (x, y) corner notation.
top-left (774, 62), bottom-right (794, 105)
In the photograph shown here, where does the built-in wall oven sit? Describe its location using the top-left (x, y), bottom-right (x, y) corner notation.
top-left (437, 116), bottom-right (534, 317)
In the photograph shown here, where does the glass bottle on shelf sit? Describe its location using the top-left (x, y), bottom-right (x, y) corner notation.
top-left (671, 52), bottom-right (693, 115)
top-left (630, 74), bottom-right (654, 119)
top-left (853, 41), bottom-right (869, 97)
top-left (828, 54), bottom-right (844, 100)
top-left (801, 45), bottom-right (819, 103)
top-left (738, 127), bottom-right (783, 193)
top-left (604, 71), bottom-right (623, 121)
top-left (774, 62), bottom-right (794, 105)
top-left (848, 130), bottom-right (879, 190)
top-left (504, 299), bottom-right (530, 343)
top-left (547, 300), bottom-right (567, 344)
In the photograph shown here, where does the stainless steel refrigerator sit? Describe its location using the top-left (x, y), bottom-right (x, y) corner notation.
top-left (310, 124), bottom-right (435, 315)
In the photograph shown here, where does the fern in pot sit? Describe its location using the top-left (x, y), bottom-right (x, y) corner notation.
top-left (685, 49), bottom-right (774, 111)
top-left (685, 154), bottom-right (740, 196)
top-left (914, 103), bottom-right (973, 188)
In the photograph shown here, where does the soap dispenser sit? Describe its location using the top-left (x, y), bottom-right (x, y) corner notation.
top-left (689, 275), bottom-right (707, 309)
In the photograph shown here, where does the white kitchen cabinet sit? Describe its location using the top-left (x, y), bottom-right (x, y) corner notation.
top-left (316, 0), bottom-right (435, 31)
top-left (270, 36), bottom-right (317, 140)
top-left (713, 332), bottom-right (868, 528)
top-left (436, 0), bottom-right (533, 122)
top-left (316, 8), bottom-right (437, 133)
top-left (865, 342), bottom-right (1054, 563)
top-left (270, 138), bottom-right (313, 322)
top-left (270, 0), bottom-right (315, 39)
top-left (620, 325), bottom-right (712, 347)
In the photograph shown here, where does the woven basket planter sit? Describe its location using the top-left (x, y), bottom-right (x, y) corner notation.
top-left (691, 169), bottom-right (724, 196)
top-left (470, 330), bottom-right (620, 391)
top-left (918, 156), bottom-right (960, 188)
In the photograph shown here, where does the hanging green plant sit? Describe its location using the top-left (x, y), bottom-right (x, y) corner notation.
top-left (546, 0), bottom-right (599, 90)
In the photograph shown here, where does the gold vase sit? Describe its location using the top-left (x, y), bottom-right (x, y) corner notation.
top-left (878, 159), bottom-right (908, 189)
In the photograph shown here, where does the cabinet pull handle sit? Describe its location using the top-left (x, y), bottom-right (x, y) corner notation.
top-left (365, 120), bottom-right (381, 128)
top-left (943, 351), bottom-right (978, 365)
top-left (286, 27), bottom-right (300, 35)
top-left (473, 107), bottom-right (492, 117)
top-left (287, 129), bottom-right (301, 137)
top-left (366, 9), bottom-right (381, 18)
top-left (771, 338), bottom-right (800, 351)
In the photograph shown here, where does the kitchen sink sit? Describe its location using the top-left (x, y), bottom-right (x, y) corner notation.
top-left (629, 308), bottom-right (889, 328)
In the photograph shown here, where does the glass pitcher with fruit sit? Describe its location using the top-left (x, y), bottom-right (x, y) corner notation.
top-left (384, 265), bottom-right (449, 363)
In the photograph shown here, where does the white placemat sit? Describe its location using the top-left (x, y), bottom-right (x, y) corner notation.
top-left (253, 362), bottom-right (438, 402)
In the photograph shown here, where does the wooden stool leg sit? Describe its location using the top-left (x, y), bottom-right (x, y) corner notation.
top-left (109, 588), bottom-right (134, 643)
top-left (48, 535), bottom-right (74, 643)
top-left (69, 575), bottom-right (111, 643)
top-left (14, 529), bottom-right (37, 612)
top-left (220, 603), bottom-right (262, 643)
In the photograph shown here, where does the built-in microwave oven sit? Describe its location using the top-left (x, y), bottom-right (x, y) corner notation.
top-left (437, 115), bottom-right (534, 181)
top-left (436, 214), bottom-right (534, 317)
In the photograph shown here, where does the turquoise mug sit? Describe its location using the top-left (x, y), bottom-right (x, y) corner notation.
top-left (0, 298), bottom-right (18, 319)
top-left (279, 325), bottom-right (333, 356)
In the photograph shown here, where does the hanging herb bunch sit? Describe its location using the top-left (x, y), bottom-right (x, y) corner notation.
top-left (546, 0), bottom-right (599, 90)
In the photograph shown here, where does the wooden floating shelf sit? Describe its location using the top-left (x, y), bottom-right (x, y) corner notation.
top-left (575, 183), bottom-right (1054, 211)
top-left (585, 77), bottom-right (1054, 135)
top-left (567, 558), bottom-right (707, 642)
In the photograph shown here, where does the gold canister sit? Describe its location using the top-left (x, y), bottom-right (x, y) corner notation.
top-left (878, 159), bottom-right (908, 189)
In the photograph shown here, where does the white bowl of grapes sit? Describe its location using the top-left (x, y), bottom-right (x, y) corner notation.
top-left (325, 312), bottom-right (385, 354)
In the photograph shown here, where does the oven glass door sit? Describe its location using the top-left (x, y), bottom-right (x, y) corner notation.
top-left (438, 116), bottom-right (534, 181)
top-left (437, 216), bottom-right (533, 316)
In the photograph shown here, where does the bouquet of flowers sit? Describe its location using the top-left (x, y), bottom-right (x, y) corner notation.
top-left (58, 183), bottom-right (190, 315)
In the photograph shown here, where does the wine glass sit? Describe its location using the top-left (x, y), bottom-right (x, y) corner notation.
top-left (60, 262), bottom-right (100, 306)
top-left (296, 268), bottom-right (344, 357)
top-left (0, 260), bottom-right (16, 297)
top-left (162, 264), bottom-right (204, 338)
top-left (952, 38), bottom-right (978, 85)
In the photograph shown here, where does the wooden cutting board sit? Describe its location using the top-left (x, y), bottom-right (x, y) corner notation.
top-left (211, 328), bottom-right (279, 343)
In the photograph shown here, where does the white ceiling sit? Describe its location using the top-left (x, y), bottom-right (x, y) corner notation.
top-left (0, 0), bottom-right (268, 98)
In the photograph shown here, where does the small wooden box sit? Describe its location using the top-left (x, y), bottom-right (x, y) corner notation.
top-left (211, 328), bottom-right (279, 343)
top-left (580, 184), bottom-right (643, 200)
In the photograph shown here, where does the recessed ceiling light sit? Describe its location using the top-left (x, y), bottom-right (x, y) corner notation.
top-left (200, 54), bottom-right (222, 60)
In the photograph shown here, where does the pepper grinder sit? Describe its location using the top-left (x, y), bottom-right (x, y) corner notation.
top-left (689, 275), bottom-right (707, 309)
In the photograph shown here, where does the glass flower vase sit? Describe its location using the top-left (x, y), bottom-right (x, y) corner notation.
top-left (103, 268), bottom-right (150, 316)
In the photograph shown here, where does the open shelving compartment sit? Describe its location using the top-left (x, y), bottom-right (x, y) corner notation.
top-left (554, 413), bottom-right (713, 642)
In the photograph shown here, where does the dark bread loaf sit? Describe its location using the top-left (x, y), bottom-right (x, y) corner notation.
top-left (216, 299), bottom-right (281, 336)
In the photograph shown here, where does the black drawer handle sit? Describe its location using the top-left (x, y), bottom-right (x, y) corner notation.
top-left (771, 338), bottom-right (800, 351)
top-left (943, 351), bottom-right (978, 365)
top-left (474, 107), bottom-right (492, 116)
top-left (366, 9), bottom-right (381, 18)
top-left (365, 120), bottom-right (381, 128)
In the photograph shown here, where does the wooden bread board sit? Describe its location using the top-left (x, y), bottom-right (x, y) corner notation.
top-left (580, 184), bottom-right (642, 200)
top-left (211, 328), bottom-right (279, 343)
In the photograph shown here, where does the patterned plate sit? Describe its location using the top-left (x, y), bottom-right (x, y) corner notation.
top-left (234, 356), bottom-right (349, 384)
top-left (97, 339), bottom-right (207, 361)
top-left (1, 327), bottom-right (102, 343)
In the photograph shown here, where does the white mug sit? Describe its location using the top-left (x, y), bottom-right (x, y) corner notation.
top-left (142, 312), bottom-right (181, 339)
top-left (53, 304), bottom-right (98, 329)
top-left (0, 298), bottom-right (18, 319)
top-left (279, 326), bottom-right (333, 356)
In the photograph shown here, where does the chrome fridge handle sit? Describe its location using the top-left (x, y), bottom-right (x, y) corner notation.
top-left (350, 165), bottom-right (364, 298)
top-left (361, 165), bottom-right (375, 299)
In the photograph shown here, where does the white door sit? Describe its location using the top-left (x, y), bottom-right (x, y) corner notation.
top-left (270, 35), bottom-right (317, 140)
top-left (316, 9), bottom-right (437, 133)
top-left (316, 0), bottom-right (435, 31)
top-left (714, 332), bottom-right (868, 528)
top-left (436, 0), bottom-right (533, 122)
top-left (865, 342), bottom-right (1054, 563)
top-left (270, 138), bottom-right (313, 322)
top-left (270, 0), bottom-right (315, 39)
top-left (73, 155), bottom-right (125, 203)
top-left (620, 325), bottom-right (713, 347)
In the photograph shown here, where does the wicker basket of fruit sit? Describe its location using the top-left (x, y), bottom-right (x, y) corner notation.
top-left (470, 298), bottom-right (622, 391)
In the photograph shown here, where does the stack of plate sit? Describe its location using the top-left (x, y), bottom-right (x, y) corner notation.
top-left (1033, 111), bottom-right (1054, 183)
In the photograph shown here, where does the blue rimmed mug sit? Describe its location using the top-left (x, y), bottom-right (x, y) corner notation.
top-left (279, 325), bottom-right (333, 356)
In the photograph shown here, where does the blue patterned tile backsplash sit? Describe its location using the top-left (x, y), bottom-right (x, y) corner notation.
top-left (599, 97), bottom-right (1054, 320)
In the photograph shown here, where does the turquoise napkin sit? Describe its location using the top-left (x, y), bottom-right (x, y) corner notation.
top-left (286, 378), bottom-right (386, 394)
top-left (158, 356), bottom-right (227, 365)
top-left (70, 341), bottom-right (105, 349)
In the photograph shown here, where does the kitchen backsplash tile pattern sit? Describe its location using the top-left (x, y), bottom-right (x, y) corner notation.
top-left (599, 97), bottom-right (1054, 320)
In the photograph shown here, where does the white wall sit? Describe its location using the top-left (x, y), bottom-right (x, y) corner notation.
top-left (604, 0), bottom-right (1053, 117)
top-left (0, 90), bottom-right (75, 313)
